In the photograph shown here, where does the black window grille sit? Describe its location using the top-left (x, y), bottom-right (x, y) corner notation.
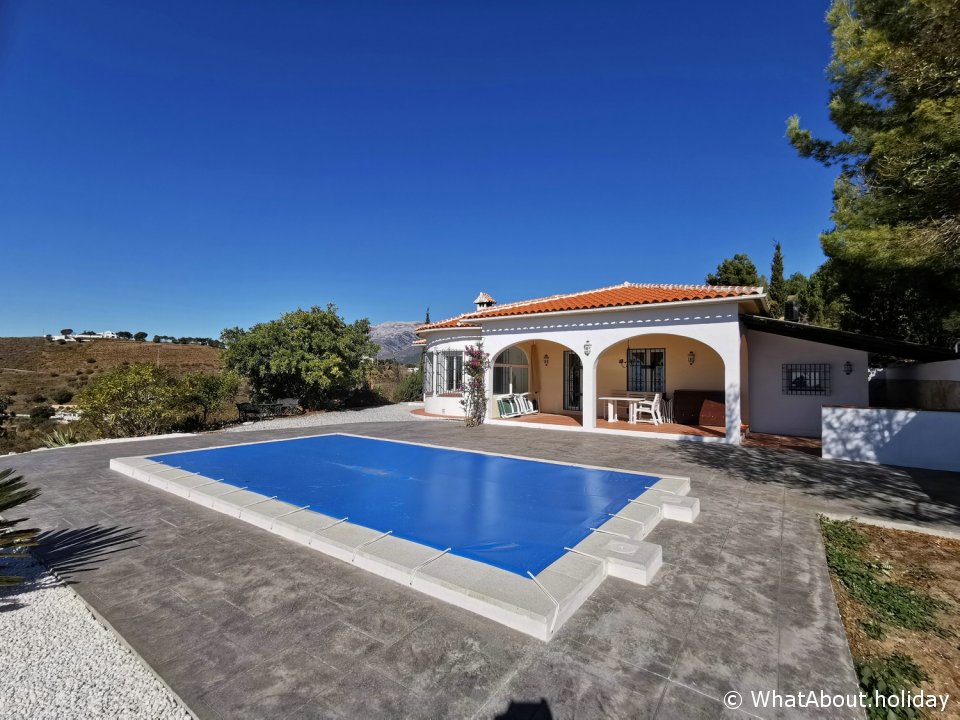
top-left (423, 354), bottom-right (433, 396)
top-left (782, 364), bottom-right (831, 395)
top-left (438, 352), bottom-right (463, 394)
top-left (627, 348), bottom-right (666, 393)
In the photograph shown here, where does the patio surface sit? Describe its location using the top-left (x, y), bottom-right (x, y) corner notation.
top-left (4, 420), bottom-right (959, 719)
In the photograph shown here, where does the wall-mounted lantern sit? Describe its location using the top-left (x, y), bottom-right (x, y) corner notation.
top-left (687, 351), bottom-right (696, 366)
top-left (843, 361), bottom-right (853, 375)
top-left (584, 340), bottom-right (592, 356)
top-left (543, 354), bottom-right (550, 367)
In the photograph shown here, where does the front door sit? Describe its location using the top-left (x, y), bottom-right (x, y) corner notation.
top-left (563, 351), bottom-right (582, 411)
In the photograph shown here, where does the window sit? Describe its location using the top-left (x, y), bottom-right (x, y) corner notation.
top-left (782, 364), bottom-right (831, 395)
top-left (493, 347), bottom-right (529, 395)
top-left (438, 352), bottom-right (463, 394)
top-left (423, 353), bottom-right (434, 396)
top-left (627, 348), bottom-right (666, 393)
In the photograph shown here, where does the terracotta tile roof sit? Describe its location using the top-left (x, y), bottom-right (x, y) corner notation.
top-left (411, 338), bottom-right (426, 346)
top-left (416, 314), bottom-right (482, 332)
top-left (417, 283), bottom-right (764, 331)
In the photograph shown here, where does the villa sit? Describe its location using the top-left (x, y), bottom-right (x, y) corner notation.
top-left (415, 282), bottom-right (953, 444)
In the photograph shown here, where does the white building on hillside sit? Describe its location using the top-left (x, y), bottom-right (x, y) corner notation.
top-left (415, 283), bottom-right (954, 445)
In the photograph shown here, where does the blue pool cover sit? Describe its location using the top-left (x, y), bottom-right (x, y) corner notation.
top-left (148, 434), bottom-right (658, 576)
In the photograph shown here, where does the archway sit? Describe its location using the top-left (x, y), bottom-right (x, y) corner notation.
top-left (593, 333), bottom-right (727, 428)
top-left (488, 339), bottom-right (583, 418)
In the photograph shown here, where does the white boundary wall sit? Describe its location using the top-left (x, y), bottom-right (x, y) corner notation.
top-left (822, 406), bottom-right (960, 472)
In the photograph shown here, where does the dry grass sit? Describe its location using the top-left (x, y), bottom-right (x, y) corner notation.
top-left (828, 521), bottom-right (960, 716)
top-left (0, 337), bottom-right (223, 413)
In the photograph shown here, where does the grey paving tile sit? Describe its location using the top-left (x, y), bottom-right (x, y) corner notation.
top-left (693, 587), bottom-right (780, 652)
top-left (341, 586), bottom-right (438, 644)
top-left (482, 645), bottom-right (665, 720)
top-left (555, 590), bottom-right (685, 677)
top-left (367, 612), bottom-right (533, 707)
top-left (4, 420), bottom-right (894, 720)
top-left (670, 627), bottom-right (780, 719)
top-left (301, 619), bottom-right (385, 668)
top-left (201, 646), bottom-right (345, 719)
top-left (655, 682), bottom-right (751, 720)
top-left (154, 633), bottom-right (276, 696)
top-left (313, 665), bottom-right (434, 720)
top-left (721, 533), bottom-right (783, 563)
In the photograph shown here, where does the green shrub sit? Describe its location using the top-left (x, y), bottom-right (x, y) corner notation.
top-left (85, 358), bottom-right (96, 364)
top-left (394, 368), bottom-right (424, 402)
top-left (29, 405), bottom-right (55, 422)
top-left (857, 653), bottom-right (929, 720)
top-left (75, 364), bottom-right (182, 438)
top-left (820, 517), bottom-right (946, 639)
top-left (32, 393), bottom-right (46, 403)
top-left (42, 426), bottom-right (91, 448)
top-left (51, 388), bottom-right (74, 404)
top-left (0, 468), bottom-right (40, 586)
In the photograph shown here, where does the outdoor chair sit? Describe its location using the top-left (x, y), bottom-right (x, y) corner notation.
top-left (497, 397), bottom-right (522, 418)
top-left (514, 393), bottom-right (539, 415)
top-left (276, 398), bottom-right (302, 416)
top-left (236, 402), bottom-right (265, 422)
top-left (628, 392), bottom-right (663, 425)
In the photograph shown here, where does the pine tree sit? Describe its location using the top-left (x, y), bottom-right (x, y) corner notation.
top-left (787, 0), bottom-right (960, 343)
top-left (769, 242), bottom-right (786, 318)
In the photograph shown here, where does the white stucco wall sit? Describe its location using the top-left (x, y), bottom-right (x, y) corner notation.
top-left (421, 330), bottom-right (480, 418)
top-left (471, 300), bottom-right (746, 442)
top-left (822, 406), bottom-right (960, 472)
top-left (746, 331), bottom-right (868, 438)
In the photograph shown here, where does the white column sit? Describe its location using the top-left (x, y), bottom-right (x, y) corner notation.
top-left (484, 363), bottom-right (496, 420)
top-left (723, 354), bottom-right (742, 445)
top-left (581, 356), bottom-right (597, 429)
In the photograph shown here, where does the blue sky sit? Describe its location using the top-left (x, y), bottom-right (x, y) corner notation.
top-left (0, 1), bottom-right (839, 336)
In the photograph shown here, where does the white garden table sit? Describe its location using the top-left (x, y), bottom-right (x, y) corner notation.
top-left (597, 396), bottom-right (639, 424)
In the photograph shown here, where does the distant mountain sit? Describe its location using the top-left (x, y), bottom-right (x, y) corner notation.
top-left (370, 321), bottom-right (422, 364)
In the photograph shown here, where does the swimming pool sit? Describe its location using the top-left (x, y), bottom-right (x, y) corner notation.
top-left (147, 434), bottom-right (659, 576)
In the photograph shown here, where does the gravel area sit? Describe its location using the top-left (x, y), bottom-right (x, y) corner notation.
top-left (0, 557), bottom-right (191, 720)
top-left (223, 402), bottom-right (429, 432)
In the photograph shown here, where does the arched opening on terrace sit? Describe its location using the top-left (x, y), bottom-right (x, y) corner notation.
top-left (488, 339), bottom-right (584, 419)
top-left (591, 334), bottom-right (728, 437)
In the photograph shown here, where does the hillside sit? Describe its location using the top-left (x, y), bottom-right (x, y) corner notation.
top-left (370, 321), bottom-right (421, 364)
top-left (0, 337), bottom-right (222, 413)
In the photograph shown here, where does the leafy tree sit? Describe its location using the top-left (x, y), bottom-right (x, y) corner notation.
top-left (768, 242), bottom-right (786, 318)
top-left (75, 364), bottom-right (182, 438)
top-left (788, 0), bottom-right (960, 343)
top-left (0, 469), bottom-right (41, 586)
top-left (176, 371), bottom-right (241, 425)
top-left (60, 329), bottom-right (72, 336)
top-left (116, 331), bottom-right (133, 340)
top-left (706, 254), bottom-right (765, 287)
top-left (394, 368), bottom-right (424, 402)
top-left (221, 305), bottom-right (380, 408)
top-left (134, 331), bottom-right (148, 342)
